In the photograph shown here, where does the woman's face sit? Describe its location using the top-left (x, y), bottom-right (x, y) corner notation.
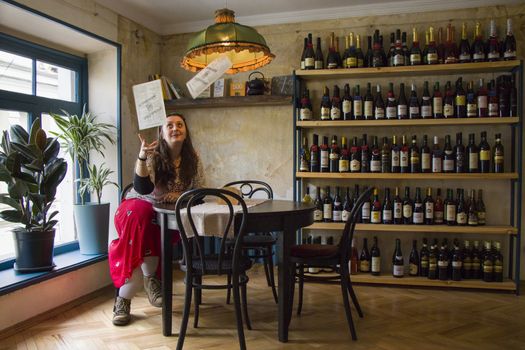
top-left (162, 115), bottom-right (187, 147)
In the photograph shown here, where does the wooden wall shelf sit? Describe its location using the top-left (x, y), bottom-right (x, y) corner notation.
top-left (295, 60), bottom-right (520, 80)
top-left (164, 95), bottom-right (292, 110)
top-left (305, 223), bottom-right (517, 235)
top-left (297, 117), bottom-right (519, 128)
top-left (296, 172), bottom-right (518, 180)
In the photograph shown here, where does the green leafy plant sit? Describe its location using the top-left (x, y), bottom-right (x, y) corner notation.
top-left (50, 105), bottom-right (115, 204)
top-left (0, 119), bottom-right (68, 232)
top-left (77, 163), bottom-right (119, 204)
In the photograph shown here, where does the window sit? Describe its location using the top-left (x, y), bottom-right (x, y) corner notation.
top-left (0, 33), bottom-right (87, 262)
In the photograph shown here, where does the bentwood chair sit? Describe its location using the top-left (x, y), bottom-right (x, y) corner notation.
top-left (289, 186), bottom-right (373, 340)
top-left (175, 188), bottom-right (253, 350)
top-left (224, 180), bottom-right (278, 304)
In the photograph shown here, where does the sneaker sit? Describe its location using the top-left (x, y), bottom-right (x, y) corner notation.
top-left (144, 275), bottom-right (163, 307)
top-left (112, 296), bottom-right (131, 326)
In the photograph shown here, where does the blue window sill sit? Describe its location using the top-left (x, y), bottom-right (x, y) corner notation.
top-left (0, 249), bottom-right (107, 296)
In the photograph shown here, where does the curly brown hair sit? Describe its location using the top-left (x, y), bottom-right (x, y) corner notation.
top-left (153, 113), bottom-right (198, 189)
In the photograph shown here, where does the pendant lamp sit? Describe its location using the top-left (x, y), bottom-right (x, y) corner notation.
top-left (181, 8), bottom-right (275, 74)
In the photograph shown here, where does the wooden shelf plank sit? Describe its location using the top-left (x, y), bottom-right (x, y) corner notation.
top-left (296, 172), bottom-right (518, 180)
top-left (297, 117), bottom-right (519, 128)
top-left (305, 222), bottom-right (517, 235)
top-left (348, 274), bottom-right (516, 291)
top-left (164, 95), bottom-right (292, 110)
top-left (295, 60), bottom-right (521, 79)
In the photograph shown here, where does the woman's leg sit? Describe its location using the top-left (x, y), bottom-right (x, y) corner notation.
top-left (113, 266), bottom-right (142, 326)
top-left (142, 256), bottom-right (162, 307)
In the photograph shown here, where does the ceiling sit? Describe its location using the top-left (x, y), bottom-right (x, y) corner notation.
top-left (94, 0), bottom-right (521, 35)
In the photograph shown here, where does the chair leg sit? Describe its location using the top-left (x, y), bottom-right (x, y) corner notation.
top-left (232, 272), bottom-right (247, 350)
top-left (347, 275), bottom-right (364, 318)
top-left (177, 272), bottom-right (193, 350)
top-left (287, 264), bottom-right (296, 329)
top-left (340, 270), bottom-right (358, 341)
top-left (262, 252), bottom-right (271, 287)
top-left (193, 276), bottom-right (202, 328)
top-left (297, 264), bottom-right (304, 316)
top-left (240, 275), bottom-right (252, 330)
top-left (266, 247), bottom-right (278, 304)
top-left (226, 273), bottom-right (232, 304)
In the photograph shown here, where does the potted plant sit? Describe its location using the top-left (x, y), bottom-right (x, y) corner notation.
top-left (50, 106), bottom-right (116, 255)
top-left (0, 119), bottom-right (68, 272)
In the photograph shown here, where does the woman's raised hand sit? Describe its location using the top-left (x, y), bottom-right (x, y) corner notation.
top-left (138, 134), bottom-right (158, 159)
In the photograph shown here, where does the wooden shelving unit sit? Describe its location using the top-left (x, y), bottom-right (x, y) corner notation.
top-left (297, 117), bottom-right (519, 128)
top-left (296, 172), bottom-right (518, 180)
top-left (165, 94), bottom-right (292, 110)
top-left (306, 222), bottom-right (517, 235)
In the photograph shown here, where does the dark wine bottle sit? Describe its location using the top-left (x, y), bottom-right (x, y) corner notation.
top-left (422, 30), bottom-right (429, 64)
top-left (300, 37), bottom-right (307, 70)
top-left (467, 133), bottom-right (479, 173)
top-left (330, 85), bottom-right (342, 120)
top-left (381, 137), bottom-right (391, 173)
top-left (471, 22), bottom-right (486, 62)
top-left (371, 236), bottom-right (381, 276)
top-left (432, 82), bottom-right (443, 118)
top-left (350, 237), bottom-right (358, 274)
top-left (477, 190), bottom-right (486, 225)
top-left (371, 30), bottom-right (385, 68)
top-left (444, 188), bottom-right (456, 226)
top-left (356, 34), bottom-right (365, 68)
top-left (444, 23), bottom-right (458, 64)
top-left (310, 134), bottom-right (320, 172)
top-left (402, 186), bottom-right (413, 225)
top-left (342, 83), bottom-right (353, 120)
top-left (420, 238), bottom-right (430, 277)
top-left (299, 88), bottom-right (313, 121)
top-left (463, 240), bottom-right (472, 279)
top-left (350, 136), bottom-right (361, 173)
top-left (434, 188), bottom-right (444, 224)
top-left (314, 36), bottom-right (324, 69)
top-left (332, 186), bottom-right (343, 222)
top-left (503, 18), bottom-right (517, 60)
top-left (391, 135), bottom-right (400, 173)
top-left (370, 135), bottom-right (381, 173)
top-left (339, 136), bottom-right (349, 173)
top-left (436, 27), bottom-right (445, 64)
top-left (365, 35), bottom-right (373, 67)
top-left (477, 78), bottom-right (488, 117)
top-left (329, 135), bottom-right (340, 173)
top-left (320, 136), bottom-right (329, 173)
top-left (451, 240), bottom-right (463, 281)
top-left (320, 86), bottom-right (331, 121)
top-left (466, 81), bottom-right (477, 118)
top-left (487, 20), bottom-right (500, 62)
top-left (386, 82), bottom-right (397, 120)
top-left (364, 82), bottom-right (374, 120)
top-left (493, 133), bottom-right (504, 173)
top-left (392, 238), bottom-right (404, 278)
top-left (482, 240), bottom-right (494, 282)
top-left (361, 186), bottom-right (371, 223)
top-left (353, 84), bottom-right (363, 120)
top-left (443, 81), bottom-right (455, 118)
top-left (393, 29), bottom-right (405, 66)
top-left (410, 27), bottom-right (422, 65)
top-left (488, 80), bottom-right (499, 117)
top-left (510, 75), bottom-right (518, 117)
top-left (341, 35), bottom-right (349, 69)
top-left (472, 240), bottom-right (481, 279)
top-left (467, 189), bottom-right (478, 226)
top-left (455, 77), bottom-right (467, 118)
top-left (431, 136), bottom-right (443, 173)
top-left (360, 134), bottom-right (370, 173)
top-left (304, 33), bottom-right (315, 69)
top-left (314, 186), bottom-right (323, 222)
top-left (443, 134), bottom-right (455, 173)
top-left (454, 132), bottom-right (466, 173)
top-left (382, 187), bottom-right (392, 224)
top-left (456, 188), bottom-right (467, 226)
top-left (360, 237), bottom-right (371, 272)
top-left (299, 136), bottom-right (310, 172)
top-left (346, 33), bottom-right (357, 68)
top-left (424, 187), bottom-right (434, 225)
top-left (426, 26), bottom-right (439, 64)
top-left (402, 31), bottom-right (410, 63)
top-left (409, 240), bottom-right (420, 276)
top-left (400, 135), bottom-right (409, 173)
top-left (393, 186), bottom-right (403, 224)
top-left (428, 240), bottom-right (438, 279)
top-left (493, 241), bottom-right (503, 282)
top-left (409, 83), bottom-right (420, 119)
top-left (438, 240), bottom-right (449, 281)
top-left (342, 187), bottom-right (352, 222)
top-left (323, 186), bottom-right (333, 222)
top-left (374, 84), bottom-right (385, 119)
top-left (479, 131), bottom-right (491, 173)
top-left (387, 32), bottom-right (395, 66)
top-left (397, 83), bottom-right (408, 119)
top-left (420, 135), bottom-right (431, 173)
top-left (326, 32), bottom-right (339, 69)
top-left (371, 188), bottom-right (382, 224)
top-left (409, 135), bottom-right (420, 173)
top-left (458, 22), bottom-right (471, 63)
top-left (421, 81), bottom-right (432, 119)
top-left (413, 187), bottom-right (424, 225)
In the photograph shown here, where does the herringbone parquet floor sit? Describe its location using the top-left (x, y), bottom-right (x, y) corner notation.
top-left (1, 267), bottom-right (524, 350)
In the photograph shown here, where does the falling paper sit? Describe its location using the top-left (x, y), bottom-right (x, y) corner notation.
top-left (186, 56), bottom-right (232, 99)
top-left (132, 79), bottom-right (166, 130)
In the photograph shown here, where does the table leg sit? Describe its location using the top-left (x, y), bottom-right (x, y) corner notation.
top-left (160, 212), bottom-right (173, 336)
top-left (277, 220), bottom-right (295, 342)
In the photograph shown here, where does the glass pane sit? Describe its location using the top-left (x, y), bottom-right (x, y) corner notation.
top-left (41, 113), bottom-right (76, 245)
top-left (0, 50), bottom-right (33, 95)
top-left (0, 110), bottom-right (29, 261)
top-left (36, 61), bottom-right (77, 102)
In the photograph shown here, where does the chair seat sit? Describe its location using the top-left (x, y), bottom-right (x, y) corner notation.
top-left (242, 233), bottom-right (276, 246)
top-left (180, 256), bottom-right (253, 275)
top-left (290, 244), bottom-right (339, 259)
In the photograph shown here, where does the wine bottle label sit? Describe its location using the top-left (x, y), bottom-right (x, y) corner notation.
top-left (301, 61), bottom-right (305, 70)
top-left (446, 204), bottom-right (456, 221)
top-left (333, 210), bottom-right (342, 222)
top-left (421, 258), bottom-right (429, 268)
top-left (477, 211), bottom-right (486, 223)
top-left (494, 264), bottom-right (503, 273)
top-left (347, 57), bottom-right (357, 68)
top-left (488, 103), bottom-right (498, 116)
top-left (305, 57), bottom-right (315, 68)
top-left (487, 51), bottom-right (499, 59)
top-left (425, 202), bottom-right (434, 218)
top-left (354, 100), bottom-right (363, 117)
top-left (314, 209), bottom-right (323, 221)
top-left (429, 259), bottom-right (437, 269)
top-left (467, 103), bottom-right (477, 117)
top-left (394, 202), bottom-right (402, 218)
top-left (403, 204), bottom-right (413, 218)
top-left (375, 107), bottom-right (385, 119)
top-left (409, 263), bottom-right (418, 275)
top-left (342, 210), bottom-right (350, 222)
top-left (413, 212), bottom-right (424, 224)
top-left (400, 151), bottom-right (409, 166)
top-left (392, 150), bottom-right (400, 166)
top-left (456, 212), bottom-right (467, 224)
top-left (504, 51), bottom-right (517, 58)
top-left (386, 106), bottom-right (397, 119)
top-left (350, 159), bottom-right (361, 171)
top-left (339, 159), bottom-right (349, 172)
top-left (371, 257), bottom-right (381, 272)
top-left (409, 106), bottom-right (420, 115)
top-left (459, 53), bottom-right (471, 61)
top-left (300, 158), bottom-right (309, 171)
top-left (330, 107), bottom-right (341, 120)
top-left (383, 210), bottom-right (392, 221)
top-left (360, 260), bottom-right (370, 272)
top-left (443, 159), bottom-right (454, 171)
top-left (433, 97), bottom-right (443, 114)
top-left (427, 53), bottom-right (438, 64)
top-left (456, 95), bottom-right (466, 106)
top-left (432, 157), bottom-right (442, 172)
top-left (397, 105), bottom-right (408, 117)
top-left (393, 265), bottom-right (404, 276)
top-left (434, 210), bottom-right (444, 223)
top-left (370, 160), bottom-right (381, 172)
top-left (320, 150), bottom-right (329, 167)
top-left (371, 210), bottom-right (381, 223)
top-left (358, 59), bottom-right (364, 68)
top-left (469, 153), bottom-right (479, 169)
top-left (463, 261), bottom-right (471, 270)
top-left (483, 262), bottom-right (493, 273)
top-left (438, 260), bottom-right (448, 267)
top-left (329, 153), bottom-right (339, 161)
top-left (393, 54), bottom-right (405, 66)
top-left (452, 261), bottom-right (462, 268)
top-left (362, 203), bottom-right (371, 219)
top-left (473, 53), bottom-right (485, 60)
top-left (410, 54), bottom-right (421, 64)
top-left (327, 62), bottom-right (338, 69)
top-left (321, 107), bottom-right (331, 119)
top-left (421, 105), bottom-right (432, 117)
top-left (468, 213), bottom-right (478, 225)
top-left (422, 153), bottom-right (431, 170)
top-left (364, 101), bottom-right (374, 117)
top-left (443, 103), bottom-right (454, 117)
top-left (410, 154), bottom-right (419, 164)
top-left (480, 150), bottom-right (490, 161)
top-left (300, 108), bottom-right (312, 120)
top-left (323, 204), bottom-right (333, 219)
top-left (478, 96), bottom-right (488, 108)
top-left (342, 100), bottom-right (352, 114)
top-left (315, 60), bottom-right (323, 69)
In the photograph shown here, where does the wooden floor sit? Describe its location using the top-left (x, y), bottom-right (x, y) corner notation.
top-left (1, 267), bottom-right (525, 350)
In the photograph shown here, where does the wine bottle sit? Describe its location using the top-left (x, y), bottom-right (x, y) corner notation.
top-left (332, 186), bottom-right (343, 222)
top-left (443, 134), bottom-right (454, 173)
top-left (498, 75), bottom-right (510, 117)
top-left (350, 136), bottom-right (361, 173)
top-left (393, 29), bottom-right (405, 66)
top-left (334, 34), bottom-right (343, 68)
top-left (493, 133), bottom-right (504, 173)
top-left (339, 136), bottom-right (349, 173)
top-left (302, 187), bottom-right (312, 204)
top-left (455, 77), bottom-right (467, 118)
top-left (424, 187), bottom-right (434, 225)
top-left (387, 32), bottom-right (395, 66)
top-left (422, 30), bottom-right (429, 64)
top-left (444, 188), bottom-right (456, 226)
top-left (315, 37), bottom-right (324, 69)
top-left (471, 22), bottom-right (486, 62)
top-left (458, 22), bottom-right (471, 63)
top-left (434, 188), bottom-right (444, 224)
top-left (420, 135), bottom-right (431, 173)
top-left (438, 240), bottom-right (449, 280)
top-left (374, 84), bottom-right (385, 119)
top-left (454, 132), bottom-right (466, 173)
top-left (467, 133), bottom-right (479, 173)
top-left (353, 84), bottom-right (363, 120)
top-left (360, 238), bottom-right (371, 272)
top-left (346, 32), bottom-right (357, 68)
top-left (420, 238), bottom-right (430, 277)
top-left (391, 135), bottom-right (400, 173)
top-left (456, 188), bottom-right (467, 226)
top-left (503, 18), bottom-right (517, 60)
top-left (409, 135), bottom-right (420, 173)
top-left (437, 27), bottom-right (445, 64)
top-left (330, 85), bottom-right (342, 120)
top-left (397, 83), bottom-right (408, 119)
top-left (365, 35), bottom-right (373, 67)
top-left (299, 136), bottom-right (310, 172)
top-left (477, 79), bottom-right (488, 117)
top-left (479, 131), bottom-right (490, 173)
top-left (467, 189), bottom-right (478, 226)
top-left (477, 190), bottom-right (486, 225)
top-left (408, 84), bottom-right (420, 119)
top-left (299, 88), bottom-right (313, 121)
top-left (382, 187), bottom-right (393, 224)
top-left (381, 137), bottom-right (391, 173)
top-left (451, 240), bottom-right (463, 281)
top-left (471, 240), bottom-right (481, 279)
top-left (392, 238), bottom-right (404, 278)
top-left (432, 82), bottom-right (443, 118)
top-left (402, 31), bottom-right (410, 63)
top-left (323, 186), bottom-right (333, 222)
top-left (488, 80), bottom-right (499, 117)
top-left (310, 134), bottom-right (320, 172)
top-left (342, 83), bottom-right (353, 120)
top-left (463, 240), bottom-right (472, 279)
top-left (356, 34), bottom-right (365, 68)
top-left (386, 82), bottom-right (397, 120)
top-left (410, 27), bottom-right (422, 65)
top-left (393, 186), bottom-right (403, 224)
top-left (361, 186), bottom-right (371, 223)
top-left (371, 188), bottom-right (382, 224)
top-left (314, 186), bottom-right (323, 222)
top-left (342, 35), bottom-right (349, 69)
top-left (371, 30), bottom-right (385, 68)
top-left (370, 135), bottom-right (381, 173)
top-left (409, 240), bottom-right (419, 276)
top-left (466, 81), bottom-right (477, 118)
top-left (431, 136), bottom-right (443, 173)
top-left (402, 186), bottom-right (413, 225)
top-left (443, 81), bottom-right (455, 118)
top-left (300, 37), bottom-right (307, 70)
top-left (421, 81), bottom-right (432, 119)
top-left (326, 32), bottom-right (339, 69)
top-left (304, 33), bottom-right (315, 69)
top-left (487, 20), bottom-right (500, 62)
top-left (320, 136), bottom-right (329, 173)
top-left (320, 86), bottom-right (331, 121)
top-left (360, 134), bottom-right (370, 173)
top-left (364, 82), bottom-right (374, 120)
top-left (400, 135), bottom-right (409, 173)
top-left (329, 135), bottom-right (340, 173)
top-left (350, 237), bottom-right (359, 274)
top-left (482, 240), bottom-right (494, 282)
top-left (444, 24), bottom-right (458, 64)
top-left (342, 187), bottom-right (352, 222)
top-left (413, 187), bottom-right (424, 225)
top-left (428, 240), bottom-right (438, 279)
top-left (426, 26), bottom-right (438, 64)
top-left (371, 236), bottom-right (381, 276)
top-left (493, 241), bottom-right (503, 282)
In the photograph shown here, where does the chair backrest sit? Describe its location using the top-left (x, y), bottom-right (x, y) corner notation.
top-left (120, 183), bottom-right (134, 202)
top-left (175, 188), bottom-right (248, 276)
top-left (338, 186), bottom-right (374, 264)
top-left (223, 180), bottom-right (273, 199)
